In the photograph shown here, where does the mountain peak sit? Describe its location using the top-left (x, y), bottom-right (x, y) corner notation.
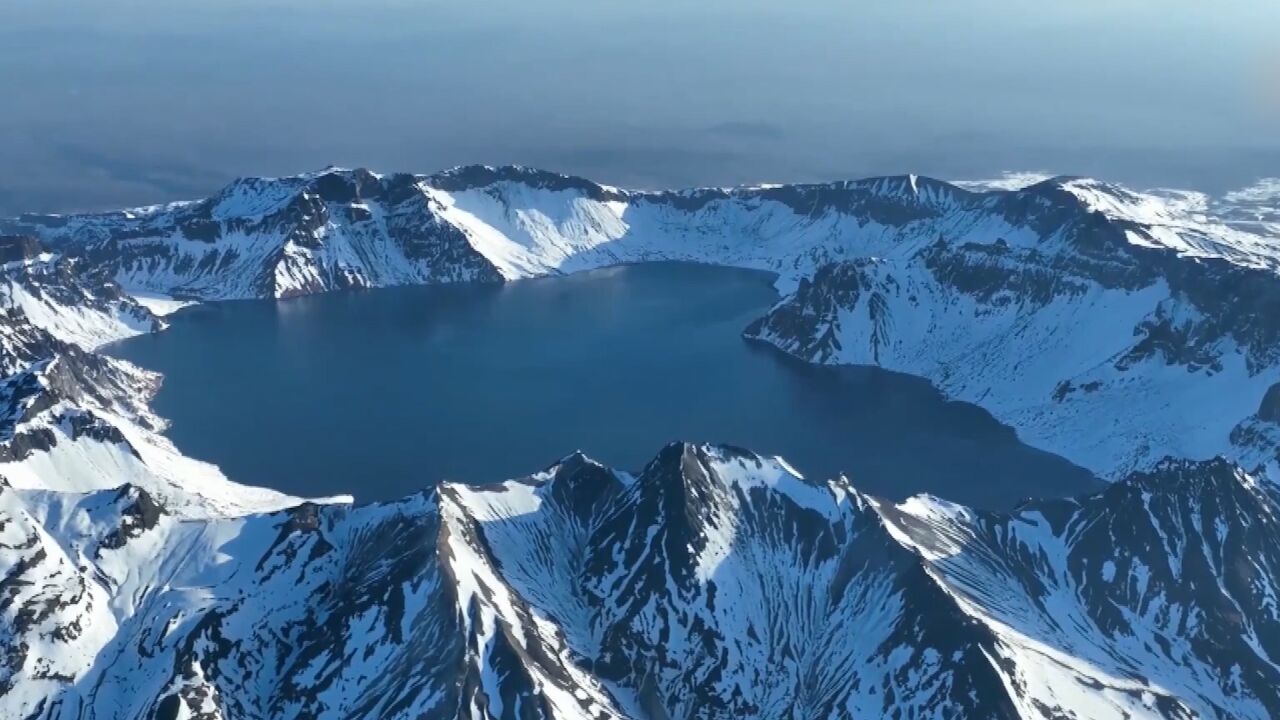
top-left (1122, 455), bottom-right (1263, 495)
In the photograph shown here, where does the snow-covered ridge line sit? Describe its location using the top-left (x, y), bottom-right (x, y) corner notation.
top-left (8, 165), bottom-right (1279, 286)
top-left (4, 440), bottom-right (1277, 718)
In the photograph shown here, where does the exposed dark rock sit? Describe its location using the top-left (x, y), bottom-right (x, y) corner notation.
top-left (1259, 383), bottom-right (1280, 423)
top-left (0, 235), bottom-right (45, 264)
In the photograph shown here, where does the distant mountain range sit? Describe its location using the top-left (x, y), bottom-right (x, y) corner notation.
top-left (1, 166), bottom-right (1279, 718)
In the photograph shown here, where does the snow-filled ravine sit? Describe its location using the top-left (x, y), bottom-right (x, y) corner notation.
top-left (104, 262), bottom-right (1097, 508)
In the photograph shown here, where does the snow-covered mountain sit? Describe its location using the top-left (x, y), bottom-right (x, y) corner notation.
top-left (5, 165), bottom-right (1279, 479)
top-left (4, 442), bottom-right (1279, 719)
top-left (2, 167), bottom-right (1280, 718)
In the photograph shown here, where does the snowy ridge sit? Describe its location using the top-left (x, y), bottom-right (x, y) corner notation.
top-left (874, 457), bottom-right (1280, 719)
top-left (4, 442), bottom-right (1278, 718)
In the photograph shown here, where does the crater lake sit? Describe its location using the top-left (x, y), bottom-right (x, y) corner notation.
top-left (107, 262), bottom-right (1101, 508)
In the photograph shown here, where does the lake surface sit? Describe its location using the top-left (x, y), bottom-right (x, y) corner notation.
top-left (108, 263), bottom-right (1100, 508)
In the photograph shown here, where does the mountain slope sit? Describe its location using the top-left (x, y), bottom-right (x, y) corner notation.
top-left (3, 443), bottom-right (1277, 719)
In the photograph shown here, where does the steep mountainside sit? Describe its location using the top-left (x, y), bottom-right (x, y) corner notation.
top-left (4, 443), bottom-right (1278, 719)
top-left (4, 166), bottom-right (1279, 479)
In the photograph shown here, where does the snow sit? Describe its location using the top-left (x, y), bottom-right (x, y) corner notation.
top-left (128, 291), bottom-right (197, 317)
top-left (428, 183), bottom-right (632, 280)
top-left (701, 446), bottom-right (839, 517)
top-left (1225, 178), bottom-right (1280, 206)
top-left (954, 170), bottom-right (1056, 192)
top-left (874, 464), bottom-right (1280, 720)
top-left (1, 274), bottom-right (153, 350)
top-left (0, 401), bottom-right (329, 518)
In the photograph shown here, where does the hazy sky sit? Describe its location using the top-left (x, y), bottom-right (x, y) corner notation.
top-left (1, 1), bottom-right (1277, 213)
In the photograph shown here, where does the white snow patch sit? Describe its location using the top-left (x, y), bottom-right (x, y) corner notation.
top-left (129, 291), bottom-right (197, 317)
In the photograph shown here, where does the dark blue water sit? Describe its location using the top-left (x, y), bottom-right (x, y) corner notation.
top-left (107, 263), bottom-right (1100, 508)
